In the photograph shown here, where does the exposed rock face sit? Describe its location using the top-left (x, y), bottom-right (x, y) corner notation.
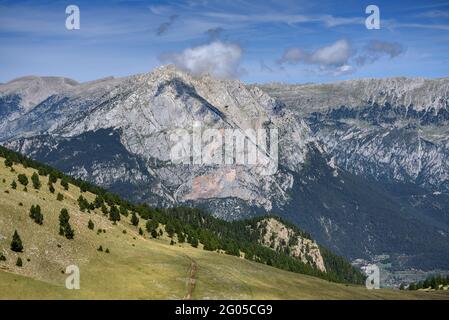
top-left (257, 218), bottom-right (326, 272)
top-left (259, 78), bottom-right (449, 192)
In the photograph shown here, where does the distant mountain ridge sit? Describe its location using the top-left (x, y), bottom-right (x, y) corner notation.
top-left (259, 77), bottom-right (449, 114)
top-left (259, 78), bottom-right (449, 193)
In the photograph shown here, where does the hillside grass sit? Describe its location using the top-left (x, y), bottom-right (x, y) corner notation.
top-left (0, 158), bottom-right (448, 300)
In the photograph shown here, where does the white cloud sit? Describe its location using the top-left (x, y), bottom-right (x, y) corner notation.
top-left (280, 39), bottom-right (353, 68)
top-left (278, 40), bottom-right (356, 76)
top-left (311, 40), bottom-right (353, 66)
top-left (355, 40), bottom-right (405, 66)
top-left (280, 48), bottom-right (308, 64)
top-left (332, 64), bottom-right (354, 76)
top-left (161, 41), bottom-right (243, 79)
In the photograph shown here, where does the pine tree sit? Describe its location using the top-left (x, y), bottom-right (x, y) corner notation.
top-left (166, 223), bottom-right (175, 238)
top-left (49, 172), bottom-right (58, 184)
top-left (97, 245), bottom-right (103, 252)
top-left (130, 212), bottom-right (139, 226)
top-left (17, 174), bottom-right (28, 186)
top-left (0, 253), bottom-right (6, 261)
top-left (10, 230), bottom-right (23, 252)
top-left (59, 208), bottom-right (74, 239)
top-left (77, 195), bottom-right (90, 212)
top-left (109, 205), bottom-right (120, 223)
top-left (79, 181), bottom-right (88, 193)
top-left (88, 219), bottom-right (95, 230)
top-left (139, 227), bottom-right (144, 236)
top-left (65, 225), bottom-right (74, 239)
top-left (416, 281), bottom-right (423, 289)
top-left (59, 208), bottom-right (69, 225)
top-left (120, 206), bottom-right (129, 217)
top-left (56, 193), bottom-right (64, 201)
top-left (190, 237), bottom-right (199, 248)
top-left (48, 183), bottom-right (55, 194)
top-left (4, 158), bottom-right (13, 167)
top-left (31, 172), bottom-right (41, 189)
top-left (93, 195), bottom-right (103, 208)
top-left (151, 229), bottom-right (158, 238)
top-left (11, 180), bottom-right (17, 189)
top-left (146, 219), bottom-right (158, 233)
top-left (101, 204), bottom-right (108, 216)
top-left (431, 277), bottom-right (438, 290)
top-left (60, 177), bottom-right (69, 190)
top-left (399, 283), bottom-right (405, 290)
top-left (29, 204), bottom-right (43, 225)
top-left (16, 257), bottom-right (23, 267)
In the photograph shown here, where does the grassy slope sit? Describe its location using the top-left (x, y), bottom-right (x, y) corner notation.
top-left (0, 159), bottom-right (448, 300)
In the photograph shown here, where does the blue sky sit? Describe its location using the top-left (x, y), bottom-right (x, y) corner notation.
top-left (1, 0), bottom-right (449, 83)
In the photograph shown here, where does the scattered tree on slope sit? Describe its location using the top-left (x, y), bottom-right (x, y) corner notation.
top-left (10, 230), bottom-right (23, 252)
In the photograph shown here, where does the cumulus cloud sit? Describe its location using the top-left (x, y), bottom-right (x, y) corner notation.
top-left (355, 40), bottom-right (405, 65)
top-left (365, 40), bottom-right (404, 58)
top-left (278, 39), bottom-right (405, 76)
top-left (311, 40), bottom-right (353, 66)
top-left (279, 40), bottom-right (354, 75)
top-left (279, 48), bottom-right (309, 64)
top-left (156, 15), bottom-right (178, 36)
top-left (160, 41), bottom-right (243, 79)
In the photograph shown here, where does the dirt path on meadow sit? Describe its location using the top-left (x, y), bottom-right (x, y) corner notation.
top-left (183, 259), bottom-right (197, 300)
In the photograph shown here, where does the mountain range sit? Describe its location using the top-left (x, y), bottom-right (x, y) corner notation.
top-left (1, 66), bottom-right (449, 285)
